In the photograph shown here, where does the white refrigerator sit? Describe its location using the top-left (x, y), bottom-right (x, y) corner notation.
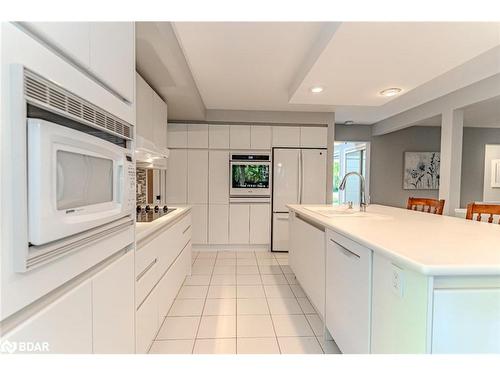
top-left (271, 148), bottom-right (327, 252)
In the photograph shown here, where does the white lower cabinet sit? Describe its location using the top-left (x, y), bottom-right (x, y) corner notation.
top-left (229, 204), bottom-right (250, 244)
top-left (135, 284), bottom-right (159, 354)
top-left (157, 243), bottom-right (192, 320)
top-left (209, 204), bottom-right (229, 244)
top-left (272, 213), bottom-right (289, 251)
top-left (326, 230), bottom-right (372, 354)
top-left (289, 212), bottom-right (325, 318)
top-left (4, 280), bottom-right (93, 354)
top-left (191, 205), bottom-right (208, 244)
top-left (92, 251), bottom-right (135, 354)
top-left (249, 204), bottom-right (270, 244)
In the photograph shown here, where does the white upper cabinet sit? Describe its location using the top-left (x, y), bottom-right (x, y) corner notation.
top-left (152, 91), bottom-right (168, 151)
top-left (251, 126), bottom-right (272, 149)
top-left (23, 22), bottom-right (135, 103)
top-left (209, 150), bottom-right (229, 204)
top-left (230, 125), bottom-right (251, 149)
top-left (187, 124), bottom-right (209, 148)
top-left (187, 150), bottom-right (209, 204)
top-left (168, 124), bottom-right (188, 148)
top-left (166, 149), bottom-right (188, 204)
top-left (300, 126), bottom-right (328, 148)
top-left (209, 125), bottom-right (230, 149)
top-left (21, 22), bottom-right (91, 69)
top-left (272, 126), bottom-right (300, 147)
top-left (136, 73), bottom-right (153, 141)
top-left (89, 22), bottom-right (135, 103)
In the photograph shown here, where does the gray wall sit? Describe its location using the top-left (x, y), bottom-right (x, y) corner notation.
top-left (460, 127), bottom-right (500, 207)
top-left (335, 124), bottom-right (442, 208)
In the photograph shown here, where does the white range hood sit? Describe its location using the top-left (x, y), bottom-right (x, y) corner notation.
top-left (135, 136), bottom-right (169, 169)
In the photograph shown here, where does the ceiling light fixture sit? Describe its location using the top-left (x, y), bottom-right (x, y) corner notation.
top-left (344, 120), bottom-right (354, 126)
top-left (380, 87), bottom-right (402, 97)
top-left (310, 86), bottom-right (324, 93)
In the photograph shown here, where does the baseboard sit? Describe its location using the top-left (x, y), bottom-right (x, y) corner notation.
top-left (192, 244), bottom-right (271, 252)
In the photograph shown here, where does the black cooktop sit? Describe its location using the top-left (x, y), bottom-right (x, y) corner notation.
top-left (136, 205), bottom-right (176, 223)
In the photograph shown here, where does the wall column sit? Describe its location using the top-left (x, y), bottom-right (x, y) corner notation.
top-left (439, 109), bottom-right (464, 215)
top-left (326, 113), bottom-right (335, 204)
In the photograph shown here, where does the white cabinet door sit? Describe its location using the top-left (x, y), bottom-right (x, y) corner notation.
top-left (289, 213), bottom-right (325, 318)
top-left (251, 126), bottom-right (272, 149)
top-left (136, 73), bottom-right (153, 141)
top-left (21, 22), bottom-right (91, 69)
top-left (249, 204), bottom-right (270, 244)
top-left (272, 213), bottom-right (289, 251)
top-left (229, 204), bottom-right (250, 244)
top-left (209, 204), bottom-right (229, 244)
top-left (4, 281), bottom-right (93, 353)
top-left (230, 125), bottom-right (251, 149)
top-left (272, 126), bottom-right (300, 147)
top-left (191, 204), bottom-right (208, 244)
top-left (136, 285), bottom-right (159, 354)
top-left (187, 124), bottom-right (209, 148)
top-left (432, 289), bottom-right (500, 353)
top-left (166, 149), bottom-right (188, 204)
top-left (89, 22), bottom-right (135, 102)
top-left (188, 150), bottom-right (209, 204)
top-left (168, 123), bottom-right (188, 148)
top-left (209, 125), bottom-right (230, 149)
top-left (300, 127), bottom-right (327, 148)
top-left (326, 230), bottom-right (372, 354)
top-left (152, 92), bottom-right (167, 151)
top-left (92, 251), bottom-right (135, 354)
top-left (209, 150), bottom-right (229, 204)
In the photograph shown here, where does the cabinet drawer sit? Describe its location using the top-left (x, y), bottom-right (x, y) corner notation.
top-left (136, 258), bottom-right (158, 308)
top-left (326, 230), bottom-right (372, 354)
top-left (158, 242), bottom-right (192, 319)
top-left (135, 286), bottom-right (159, 354)
top-left (157, 214), bottom-right (192, 276)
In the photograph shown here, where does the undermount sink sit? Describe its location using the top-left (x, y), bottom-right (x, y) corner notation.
top-left (303, 205), bottom-right (370, 218)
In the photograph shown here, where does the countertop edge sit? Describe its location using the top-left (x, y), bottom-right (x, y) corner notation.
top-left (135, 206), bottom-right (192, 243)
top-left (288, 205), bottom-right (500, 277)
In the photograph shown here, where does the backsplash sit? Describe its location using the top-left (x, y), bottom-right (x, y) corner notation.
top-left (136, 168), bottom-right (147, 205)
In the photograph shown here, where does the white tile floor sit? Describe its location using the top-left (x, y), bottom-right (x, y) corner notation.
top-left (149, 250), bottom-right (342, 355)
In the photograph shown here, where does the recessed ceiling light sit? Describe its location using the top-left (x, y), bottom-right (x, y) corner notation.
top-left (310, 86), bottom-right (324, 93)
top-left (380, 87), bottom-right (402, 97)
top-left (344, 120), bottom-right (354, 126)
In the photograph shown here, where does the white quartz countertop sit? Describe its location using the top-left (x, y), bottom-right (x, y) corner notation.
top-left (135, 206), bottom-right (191, 242)
top-left (287, 204), bottom-right (500, 276)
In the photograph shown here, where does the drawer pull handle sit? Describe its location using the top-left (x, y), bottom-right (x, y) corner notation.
top-left (276, 217), bottom-right (289, 221)
top-left (136, 258), bottom-right (157, 281)
top-left (182, 225), bottom-right (191, 234)
top-left (330, 239), bottom-right (360, 259)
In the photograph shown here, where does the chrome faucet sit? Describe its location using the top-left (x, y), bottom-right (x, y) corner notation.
top-left (339, 171), bottom-right (368, 212)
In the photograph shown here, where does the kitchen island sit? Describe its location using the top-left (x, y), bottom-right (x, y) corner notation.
top-left (287, 204), bottom-right (500, 354)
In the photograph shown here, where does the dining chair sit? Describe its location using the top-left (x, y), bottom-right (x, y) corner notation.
top-left (406, 197), bottom-right (445, 215)
top-left (465, 202), bottom-right (500, 224)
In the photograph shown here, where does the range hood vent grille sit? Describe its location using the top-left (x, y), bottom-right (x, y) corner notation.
top-left (24, 69), bottom-right (133, 141)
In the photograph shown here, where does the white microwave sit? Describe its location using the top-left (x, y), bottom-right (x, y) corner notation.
top-left (27, 118), bottom-right (135, 246)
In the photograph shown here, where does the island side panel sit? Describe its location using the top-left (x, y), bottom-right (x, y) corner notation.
top-left (371, 252), bottom-right (431, 353)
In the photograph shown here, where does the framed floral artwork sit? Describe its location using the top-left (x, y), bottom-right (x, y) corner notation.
top-left (403, 152), bottom-right (440, 190)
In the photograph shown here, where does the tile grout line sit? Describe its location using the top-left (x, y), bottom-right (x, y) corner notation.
top-left (191, 251), bottom-right (216, 354)
top-left (261, 252), bottom-right (282, 354)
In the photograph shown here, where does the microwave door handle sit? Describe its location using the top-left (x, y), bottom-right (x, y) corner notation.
top-left (56, 160), bottom-right (64, 202)
top-left (116, 163), bottom-right (124, 203)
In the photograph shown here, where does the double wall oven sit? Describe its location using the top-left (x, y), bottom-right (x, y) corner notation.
top-left (230, 153), bottom-right (271, 201)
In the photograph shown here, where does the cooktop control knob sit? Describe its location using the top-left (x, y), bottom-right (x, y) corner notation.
top-left (136, 206), bottom-right (142, 213)
top-left (163, 206), bottom-right (169, 212)
top-left (154, 206), bottom-right (159, 212)
top-left (145, 205), bottom-right (151, 212)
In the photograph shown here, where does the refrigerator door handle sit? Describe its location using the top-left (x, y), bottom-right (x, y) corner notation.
top-left (300, 150), bottom-right (304, 204)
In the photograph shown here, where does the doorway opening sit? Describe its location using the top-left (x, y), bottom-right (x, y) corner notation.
top-left (333, 142), bottom-right (370, 205)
